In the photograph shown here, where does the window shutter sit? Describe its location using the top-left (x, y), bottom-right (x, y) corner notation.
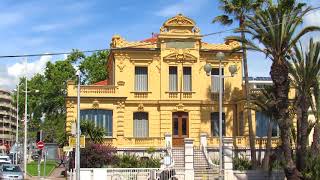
top-left (183, 67), bottom-right (192, 91)
top-left (169, 67), bottom-right (178, 91)
top-left (211, 68), bottom-right (224, 93)
top-left (211, 112), bottom-right (225, 136)
top-left (135, 67), bottom-right (148, 91)
top-left (134, 112), bottom-right (149, 137)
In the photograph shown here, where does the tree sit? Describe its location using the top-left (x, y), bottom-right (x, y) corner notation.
top-left (79, 50), bottom-right (109, 84)
top-left (80, 120), bottom-right (105, 144)
top-left (230, 0), bottom-right (320, 178)
top-left (289, 39), bottom-right (320, 171)
top-left (12, 49), bottom-right (110, 145)
top-left (311, 79), bottom-right (320, 154)
top-left (250, 86), bottom-right (277, 170)
top-left (213, 0), bottom-right (265, 168)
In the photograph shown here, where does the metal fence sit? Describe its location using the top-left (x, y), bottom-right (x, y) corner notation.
top-left (71, 168), bottom-right (185, 180)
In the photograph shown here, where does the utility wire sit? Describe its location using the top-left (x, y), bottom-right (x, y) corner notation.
top-left (0, 6), bottom-right (319, 59)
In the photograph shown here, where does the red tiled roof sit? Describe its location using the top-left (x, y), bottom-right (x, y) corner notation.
top-left (141, 33), bottom-right (158, 43)
top-left (92, 80), bottom-right (108, 85)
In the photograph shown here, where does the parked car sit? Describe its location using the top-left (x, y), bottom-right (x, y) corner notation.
top-left (0, 160), bottom-right (10, 167)
top-left (0, 156), bottom-right (11, 164)
top-left (0, 164), bottom-right (23, 180)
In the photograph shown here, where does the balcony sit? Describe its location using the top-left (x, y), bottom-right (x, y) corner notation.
top-left (207, 136), bottom-right (280, 149)
top-left (67, 81), bottom-right (121, 98)
top-left (102, 137), bottom-right (165, 148)
top-left (166, 92), bottom-right (195, 99)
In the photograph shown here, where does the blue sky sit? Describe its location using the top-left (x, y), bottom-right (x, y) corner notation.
top-left (0, 0), bottom-right (319, 89)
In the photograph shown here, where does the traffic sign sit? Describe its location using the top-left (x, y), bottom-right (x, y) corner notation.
top-left (63, 146), bottom-right (73, 152)
top-left (69, 135), bottom-right (85, 148)
top-left (37, 141), bottom-right (45, 149)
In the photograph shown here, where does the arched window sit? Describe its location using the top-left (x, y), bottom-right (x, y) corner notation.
top-left (80, 109), bottom-right (113, 137)
top-left (133, 112), bottom-right (148, 137)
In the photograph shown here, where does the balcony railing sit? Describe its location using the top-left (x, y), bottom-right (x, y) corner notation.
top-left (166, 92), bottom-right (195, 99)
top-left (102, 137), bottom-right (165, 147)
top-left (80, 85), bottom-right (117, 94)
top-left (207, 136), bottom-right (280, 148)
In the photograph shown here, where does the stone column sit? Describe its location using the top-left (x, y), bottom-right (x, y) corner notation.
top-left (184, 138), bottom-right (194, 180)
top-left (200, 133), bottom-right (207, 149)
top-left (165, 133), bottom-right (172, 148)
top-left (223, 137), bottom-right (234, 180)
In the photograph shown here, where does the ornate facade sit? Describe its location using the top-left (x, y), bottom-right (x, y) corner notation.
top-left (66, 14), bottom-right (279, 149)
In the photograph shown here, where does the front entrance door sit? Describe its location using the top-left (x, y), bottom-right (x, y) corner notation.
top-left (172, 112), bottom-right (189, 146)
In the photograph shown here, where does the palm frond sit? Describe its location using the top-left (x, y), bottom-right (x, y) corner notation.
top-left (212, 15), bottom-right (233, 25)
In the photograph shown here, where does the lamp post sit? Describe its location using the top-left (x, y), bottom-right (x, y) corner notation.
top-left (75, 70), bottom-right (81, 180)
top-left (23, 61), bottom-right (27, 177)
top-left (203, 52), bottom-right (237, 179)
top-left (13, 86), bottom-right (19, 165)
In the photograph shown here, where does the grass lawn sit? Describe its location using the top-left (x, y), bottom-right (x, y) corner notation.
top-left (27, 160), bottom-right (57, 176)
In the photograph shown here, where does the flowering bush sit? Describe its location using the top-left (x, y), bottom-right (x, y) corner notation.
top-left (80, 143), bottom-right (117, 168)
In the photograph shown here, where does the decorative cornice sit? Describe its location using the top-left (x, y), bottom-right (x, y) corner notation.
top-left (111, 35), bottom-right (157, 49)
top-left (201, 40), bottom-right (240, 51)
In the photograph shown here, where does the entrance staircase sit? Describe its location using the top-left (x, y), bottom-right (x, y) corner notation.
top-left (194, 147), bottom-right (218, 180)
top-left (172, 147), bottom-right (185, 168)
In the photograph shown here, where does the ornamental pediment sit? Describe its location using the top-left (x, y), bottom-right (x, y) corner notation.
top-left (160, 14), bottom-right (200, 35)
top-left (163, 49), bottom-right (197, 62)
top-left (163, 14), bottom-right (195, 27)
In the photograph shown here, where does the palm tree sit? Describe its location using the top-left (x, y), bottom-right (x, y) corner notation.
top-left (289, 39), bottom-right (320, 171)
top-left (311, 79), bottom-right (320, 154)
top-left (80, 120), bottom-right (105, 144)
top-left (213, 0), bottom-right (265, 168)
top-left (249, 86), bottom-right (277, 170)
top-left (229, 1), bottom-right (320, 178)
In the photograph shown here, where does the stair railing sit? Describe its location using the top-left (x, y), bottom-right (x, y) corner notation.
top-left (201, 143), bottom-right (218, 168)
top-left (166, 141), bottom-right (175, 168)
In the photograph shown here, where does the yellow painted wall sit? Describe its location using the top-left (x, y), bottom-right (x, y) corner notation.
top-left (65, 14), bottom-right (270, 148)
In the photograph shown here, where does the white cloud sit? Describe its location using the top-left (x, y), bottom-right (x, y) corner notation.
top-left (155, 0), bottom-right (209, 17)
top-left (0, 55), bottom-right (52, 90)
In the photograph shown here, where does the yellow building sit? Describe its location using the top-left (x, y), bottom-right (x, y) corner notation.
top-left (65, 14), bottom-right (279, 149)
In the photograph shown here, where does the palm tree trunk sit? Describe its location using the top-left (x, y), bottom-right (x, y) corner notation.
top-left (270, 61), bottom-right (301, 179)
top-left (311, 122), bottom-right (320, 154)
top-left (240, 19), bottom-right (257, 169)
top-left (296, 96), bottom-right (309, 171)
top-left (263, 119), bottom-right (273, 170)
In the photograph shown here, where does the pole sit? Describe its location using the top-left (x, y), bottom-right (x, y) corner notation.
top-left (43, 148), bottom-right (47, 178)
top-left (76, 70), bottom-right (80, 180)
top-left (15, 85), bottom-right (19, 165)
top-left (219, 58), bottom-right (223, 179)
top-left (23, 58), bottom-right (28, 177)
top-left (37, 130), bottom-right (42, 179)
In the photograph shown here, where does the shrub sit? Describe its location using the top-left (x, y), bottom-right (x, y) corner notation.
top-left (80, 143), bottom-right (117, 168)
top-left (302, 150), bottom-right (320, 180)
top-left (233, 155), bottom-right (252, 171)
top-left (114, 154), bottom-right (161, 168)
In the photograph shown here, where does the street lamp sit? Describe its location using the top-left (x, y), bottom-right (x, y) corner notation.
top-left (13, 87), bottom-right (19, 165)
top-left (75, 69), bottom-right (81, 180)
top-left (203, 52), bottom-right (237, 179)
